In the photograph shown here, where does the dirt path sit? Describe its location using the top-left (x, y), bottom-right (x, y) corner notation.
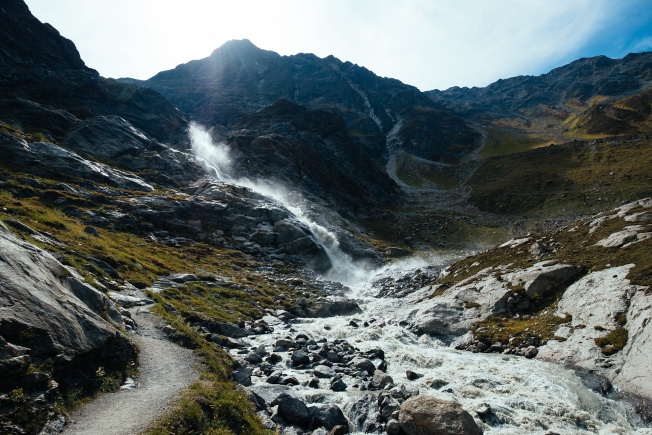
top-left (62, 306), bottom-right (198, 435)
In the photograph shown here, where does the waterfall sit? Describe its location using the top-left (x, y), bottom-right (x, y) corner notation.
top-left (188, 122), bottom-right (370, 285)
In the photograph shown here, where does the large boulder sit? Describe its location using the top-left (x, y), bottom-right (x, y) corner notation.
top-left (398, 396), bottom-right (483, 435)
top-left (0, 222), bottom-right (134, 389)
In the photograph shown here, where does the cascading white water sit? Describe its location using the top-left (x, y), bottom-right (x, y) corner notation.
top-left (189, 122), bottom-right (370, 285)
top-left (189, 122), bottom-right (650, 434)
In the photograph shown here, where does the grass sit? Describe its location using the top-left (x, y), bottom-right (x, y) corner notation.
top-left (467, 135), bottom-right (652, 217)
top-left (480, 128), bottom-right (550, 158)
top-left (0, 169), bottom-right (310, 434)
top-left (433, 201), bottom-right (651, 349)
top-left (595, 328), bottom-right (629, 356)
top-left (473, 311), bottom-right (571, 348)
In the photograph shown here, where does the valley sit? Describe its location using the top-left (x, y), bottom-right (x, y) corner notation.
top-left (1, 0), bottom-right (652, 434)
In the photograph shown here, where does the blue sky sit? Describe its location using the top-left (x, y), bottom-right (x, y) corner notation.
top-left (25, 0), bottom-right (652, 91)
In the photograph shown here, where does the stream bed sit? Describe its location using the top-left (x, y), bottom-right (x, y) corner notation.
top-left (229, 257), bottom-right (652, 434)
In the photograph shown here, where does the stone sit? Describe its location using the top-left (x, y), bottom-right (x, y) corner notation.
top-left (373, 370), bottom-right (394, 387)
top-left (273, 394), bottom-right (311, 428)
top-left (406, 369), bottom-right (422, 380)
top-left (386, 419), bottom-right (401, 435)
top-left (329, 425), bottom-right (349, 435)
top-left (331, 377), bottom-right (347, 392)
top-left (352, 358), bottom-right (376, 376)
top-left (398, 396), bottom-right (483, 435)
top-left (0, 223), bottom-right (134, 388)
top-left (291, 350), bottom-right (311, 366)
top-left (314, 404), bottom-right (348, 430)
top-left (314, 364), bottom-right (336, 378)
top-left (524, 346), bottom-right (538, 359)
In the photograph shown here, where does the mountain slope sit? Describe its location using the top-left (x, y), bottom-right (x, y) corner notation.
top-left (427, 52), bottom-right (652, 156)
top-left (130, 39), bottom-right (481, 165)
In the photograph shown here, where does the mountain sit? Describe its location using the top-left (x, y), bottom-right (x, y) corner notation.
top-left (129, 38), bottom-right (481, 165)
top-left (427, 52), bottom-right (652, 154)
top-left (1, 0), bottom-right (652, 432)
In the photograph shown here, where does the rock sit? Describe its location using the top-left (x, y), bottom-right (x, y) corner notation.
top-left (379, 395), bottom-right (400, 421)
top-left (373, 370), bottom-right (394, 387)
top-left (0, 223), bottom-right (134, 389)
top-left (308, 377), bottom-right (320, 388)
top-left (314, 404), bottom-right (348, 430)
top-left (524, 346), bottom-right (538, 359)
top-left (425, 378), bottom-right (449, 389)
top-left (511, 263), bottom-right (585, 300)
top-left (330, 377), bottom-right (347, 392)
top-left (0, 133), bottom-right (154, 192)
top-left (291, 350), bottom-right (311, 366)
top-left (350, 394), bottom-right (383, 433)
top-left (276, 338), bottom-right (295, 349)
top-left (406, 369), bottom-right (422, 380)
top-left (272, 394), bottom-right (311, 428)
top-left (61, 115), bottom-right (150, 160)
top-left (304, 299), bottom-right (362, 317)
top-left (314, 364), bottom-right (336, 378)
top-left (329, 425), bottom-right (349, 435)
top-left (398, 396), bottom-right (483, 435)
top-left (244, 352), bottom-right (263, 364)
top-left (386, 419), bottom-right (402, 435)
top-left (351, 357), bottom-right (376, 376)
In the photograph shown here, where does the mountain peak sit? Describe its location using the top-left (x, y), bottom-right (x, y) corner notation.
top-left (210, 38), bottom-right (267, 58)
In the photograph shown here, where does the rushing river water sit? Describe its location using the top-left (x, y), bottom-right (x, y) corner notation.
top-left (234, 260), bottom-right (651, 434)
top-left (189, 122), bottom-right (651, 434)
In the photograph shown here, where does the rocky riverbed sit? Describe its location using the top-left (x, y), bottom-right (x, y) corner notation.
top-left (209, 258), bottom-right (651, 434)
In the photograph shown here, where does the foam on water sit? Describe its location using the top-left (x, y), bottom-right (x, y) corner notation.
top-left (188, 122), bottom-right (650, 434)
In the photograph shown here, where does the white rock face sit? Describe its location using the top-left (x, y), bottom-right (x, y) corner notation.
top-left (612, 287), bottom-right (652, 397)
top-left (537, 265), bottom-right (652, 397)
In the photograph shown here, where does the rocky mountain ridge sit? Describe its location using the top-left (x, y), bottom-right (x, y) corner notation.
top-left (1, 0), bottom-right (652, 432)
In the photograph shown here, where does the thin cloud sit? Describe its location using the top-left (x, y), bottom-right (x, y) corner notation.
top-left (25, 0), bottom-right (647, 91)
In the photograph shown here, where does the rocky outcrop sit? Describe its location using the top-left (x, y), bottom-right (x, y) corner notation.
top-left (0, 131), bottom-right (154, 191)
top-left (0, 0), bottom-right (188, 144)
top-left (398, 396), bottom-right (483, 435)
top-left (0, 221), bottom-right (134, 430)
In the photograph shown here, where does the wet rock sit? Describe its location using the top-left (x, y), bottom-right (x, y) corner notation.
top-left (406, 369), bottom-right (422, 381)
top-left (308, 377), bottom-right (320, 388)
top-left (314, 404), bottom-right (348, 431)
top-left (398, 396), bottom-right (483, 435)
top-left (352, 358), bottom-right (376, 376)
top-left (244, 352), bottom-right (263, 364)
top-left (314, 364), bottom-right (336, 378)
top-left (330, 377), bottom-right (347, 392)
top-left (304, 299), bottom-right (362, 317)
top-left (276, 338), bottom-right (295, 349)
top-left (474, 402), bottom-right (499, 425)
top-left (425, 378), bottom-right (449, 389)
top-left (329, 425), bottom-right (349, 435)
top-left (291, 350), bottom-right (311, 366)
top-left (373, 370), bottom-right (394, 387)
top-left (386, 418), bottom-right (401, 435)
top-left (350, 394), bottom-right (383, 433)
top-left (272, 393), bottom-right (311, 428)
top-left (281, 376), bottom-right (300, 386)
top-left (266, 370), bottom-right (283, 384)
top-left (379, 395), bottom-right (400, 421)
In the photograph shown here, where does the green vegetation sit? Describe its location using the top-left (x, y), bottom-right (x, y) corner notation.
top-left (0, 169), bottom-right (306, 434)
top-left (595, 328), bottom-right (629, 356)
top-left (473, 311), bottom-right (571, 347)
top-left (480, 128), bottom-right (549, 158)
top-left (468, 136), bottom-right (652, 217)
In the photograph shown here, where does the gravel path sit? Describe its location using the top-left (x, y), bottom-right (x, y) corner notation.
top-left (62, 306), bottom-right (198, 435)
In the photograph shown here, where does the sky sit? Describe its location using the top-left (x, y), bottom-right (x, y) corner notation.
top-left (25, 0), bottom-right (652, 91)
